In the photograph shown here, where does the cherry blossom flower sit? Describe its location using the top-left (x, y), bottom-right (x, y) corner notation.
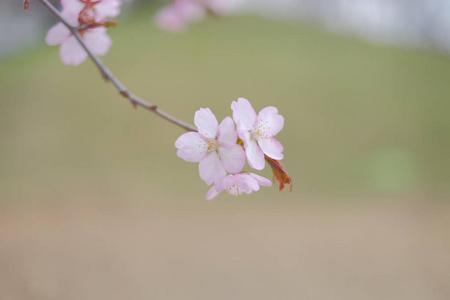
top-left (155, 0), bottom-right (227, 32)
top-left (205, 172), bottom-right (272, 200)
top-left (231, 98), bottom-right (284, 170)
top-left (46, 23), bottom-right (112, 66)
top-left (45, 0), bottom-right (121, 66)
top-left (175, 108), bottom-right (245, 185)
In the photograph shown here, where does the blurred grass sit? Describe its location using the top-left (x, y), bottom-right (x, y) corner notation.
top-left (0, 5), bottom-right (449, 208)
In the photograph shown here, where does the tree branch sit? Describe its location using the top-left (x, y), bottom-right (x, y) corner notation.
top-left (37, 0), bottom-right (197, 132)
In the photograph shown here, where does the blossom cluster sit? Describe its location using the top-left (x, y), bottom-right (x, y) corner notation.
top-left (155, 0), bottom-right (227, 32)
top-left (46, 0), bottom-right (122, 66)
top-left (176, 98), bottom-right (291, 200)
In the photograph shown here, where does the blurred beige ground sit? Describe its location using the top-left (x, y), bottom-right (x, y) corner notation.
top-left (0, 199), bottom-right (449, 300)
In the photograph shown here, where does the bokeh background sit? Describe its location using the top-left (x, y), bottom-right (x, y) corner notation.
top-left (1, 0), bottom-right (449, 299)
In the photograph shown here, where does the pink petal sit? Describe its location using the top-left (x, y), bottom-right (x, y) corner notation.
top-left (245, 139), bottom-right (265, 170)
top-left (45, 23), bottom-right (70, 46)
top-left (236, 174), bottom-right (259, 192)
top-left (95, 0), bottom-right (122, 21)
top-left (231, 98), bottom-right (257, 131)
top-left (199, 151), bottom-right (226, 185)
top-left (258, 137), bottom-right (284, 160)
top-left (220, 175), bottom-right (241, 196)
top-left (175, 132), bottom-right (208, 162)
top-left (194, 108), bottom-right (218, 139)
top-left (206, 185), bottom-right (221, 200)
top-left (60, 1), bottom-right (84, 26)
top-left (220, 174), bottom-right (235, 187)
top-left (217, 116), bottom-right (237, 146)
top-left (218, 144), bottom-right (245, 174)
top-left (257, 106), bottom-right (284, 137)
top-left (236, 124), bottom-right (251, 145)
top-left (249, 173), bottom-right (272, 187)
top-left (232, 174), bottom-right (256, 195)
top-left (60, 0), bottom-right (84, 11)
top-left (60, 0), bottom-right (69, 8)
top-left (83, 27), bottom-right (112, 56)
top-left (60, 35), bottom-right (88, 66)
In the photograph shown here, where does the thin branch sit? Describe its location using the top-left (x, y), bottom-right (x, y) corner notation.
top-left (37, 0), bottom-right (197, 132)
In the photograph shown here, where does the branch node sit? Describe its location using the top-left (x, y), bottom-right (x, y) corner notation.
top-left (119, 90), bottom-right (137, 108)
top-left (102, 72), bottom-right (109, 81)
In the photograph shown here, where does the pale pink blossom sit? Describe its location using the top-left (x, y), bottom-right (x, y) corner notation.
top-left (155, 0), bottom-right (227, 32)
top-left (175, 108), bottom-right (245, 185)
top-left (231, 98), bottom-right (284, 170)
top-left (46, 23), bottom-right (112, 66)
top-left (155, 0), bottom-right (205, 32)
top-left (205, 172), bottom-right (272, 200)
top-left (45, 0), bottom-right (120, 66)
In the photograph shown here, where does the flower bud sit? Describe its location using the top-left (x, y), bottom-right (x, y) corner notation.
top-left (78, 8), bottom-right (96, 26)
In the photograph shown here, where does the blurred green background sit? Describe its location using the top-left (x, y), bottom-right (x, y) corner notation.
top-left (0, 3), bottom-right (449, 299)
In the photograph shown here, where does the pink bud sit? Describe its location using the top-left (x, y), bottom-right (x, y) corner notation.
top-left (78, 8), bottom-right (96, 26)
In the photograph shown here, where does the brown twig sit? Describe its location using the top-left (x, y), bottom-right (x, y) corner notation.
top-left (37, 0), bottom-right (197, 132)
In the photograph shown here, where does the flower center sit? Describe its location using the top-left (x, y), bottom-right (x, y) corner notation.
top-left (199, 138), bottom-right (219, 155)
top-left (207, 138), bottom-right (219, 152)
top-left (250, 119), bottom-right (270, 140)
top-left (227, 185), bottom-right (240, 196)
